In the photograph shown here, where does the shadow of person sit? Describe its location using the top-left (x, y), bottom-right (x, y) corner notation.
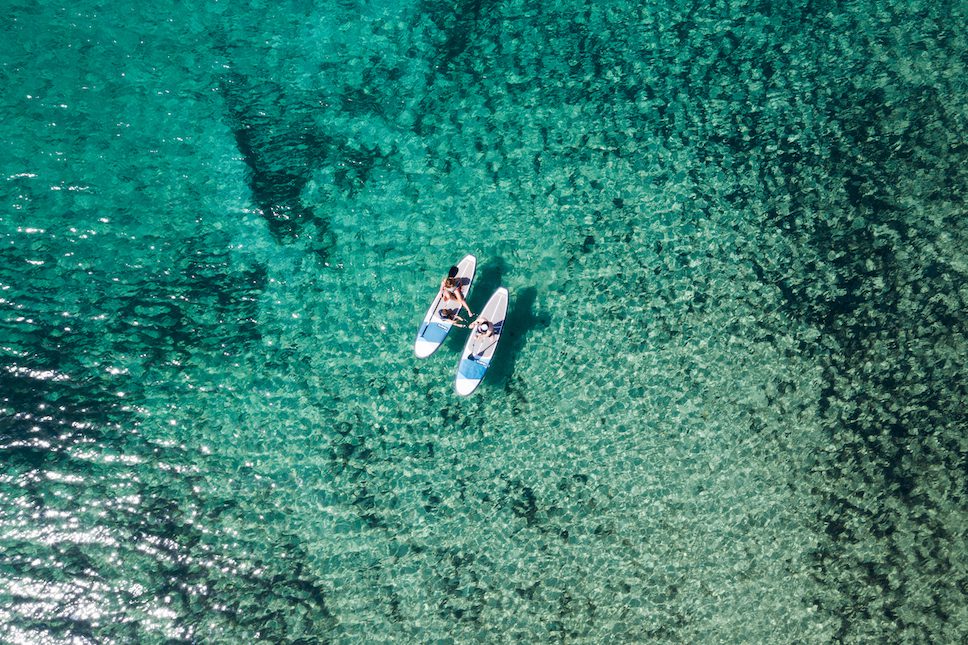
top-left (470, 258), bottom-right (506, 304)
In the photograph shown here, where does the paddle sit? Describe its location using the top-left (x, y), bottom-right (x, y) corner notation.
top-left (467, 335), bottom-right (500, 360)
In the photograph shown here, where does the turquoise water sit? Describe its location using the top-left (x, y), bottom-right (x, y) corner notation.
top-left (2, 0), bottom-right (966, 641)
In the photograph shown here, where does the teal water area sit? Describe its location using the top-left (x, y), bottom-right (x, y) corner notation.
top-left (2, 0), bottom-right (966, 641)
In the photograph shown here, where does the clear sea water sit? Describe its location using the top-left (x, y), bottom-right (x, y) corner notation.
top-left (2, 0), bottom-right (966, 642)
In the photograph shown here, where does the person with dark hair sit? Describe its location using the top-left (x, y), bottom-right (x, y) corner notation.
top-left (439, 266), bottom-right (473, 317)
top-left (437, 307), bottom-right (466, 326)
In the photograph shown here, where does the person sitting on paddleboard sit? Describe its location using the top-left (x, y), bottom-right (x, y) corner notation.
top-left (438, 307), bottom-right (466, 326)
top-left (439, 267), bottom-right (473, 317)
top-left (471, 317), bottom-right (495, 338)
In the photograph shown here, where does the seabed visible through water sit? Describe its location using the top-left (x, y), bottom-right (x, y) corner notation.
top-left (1, 0), bottom-right (966, 642)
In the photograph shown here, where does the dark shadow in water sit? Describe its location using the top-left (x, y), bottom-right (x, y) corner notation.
top-left (470, 257), bottom-right (506, 305)
top-left (215, 66), bottom-right (337, 260)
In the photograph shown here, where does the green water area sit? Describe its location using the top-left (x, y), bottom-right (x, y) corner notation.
top-left (1, 0), bottom-right (966, 642)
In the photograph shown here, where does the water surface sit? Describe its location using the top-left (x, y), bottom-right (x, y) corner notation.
top-left (2, 0), bottom-right (966, 641)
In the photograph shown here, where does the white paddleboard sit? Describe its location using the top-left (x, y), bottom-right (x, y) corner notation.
top-left (414, 254), bottom-right (477, 358)
top-left (455, 287), bottom-right (509, 396)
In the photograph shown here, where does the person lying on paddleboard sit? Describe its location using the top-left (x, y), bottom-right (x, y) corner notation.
top-left (439, 267), bottom-right (474, 317)
top-left (438, 307), bottom-right (467, 326)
